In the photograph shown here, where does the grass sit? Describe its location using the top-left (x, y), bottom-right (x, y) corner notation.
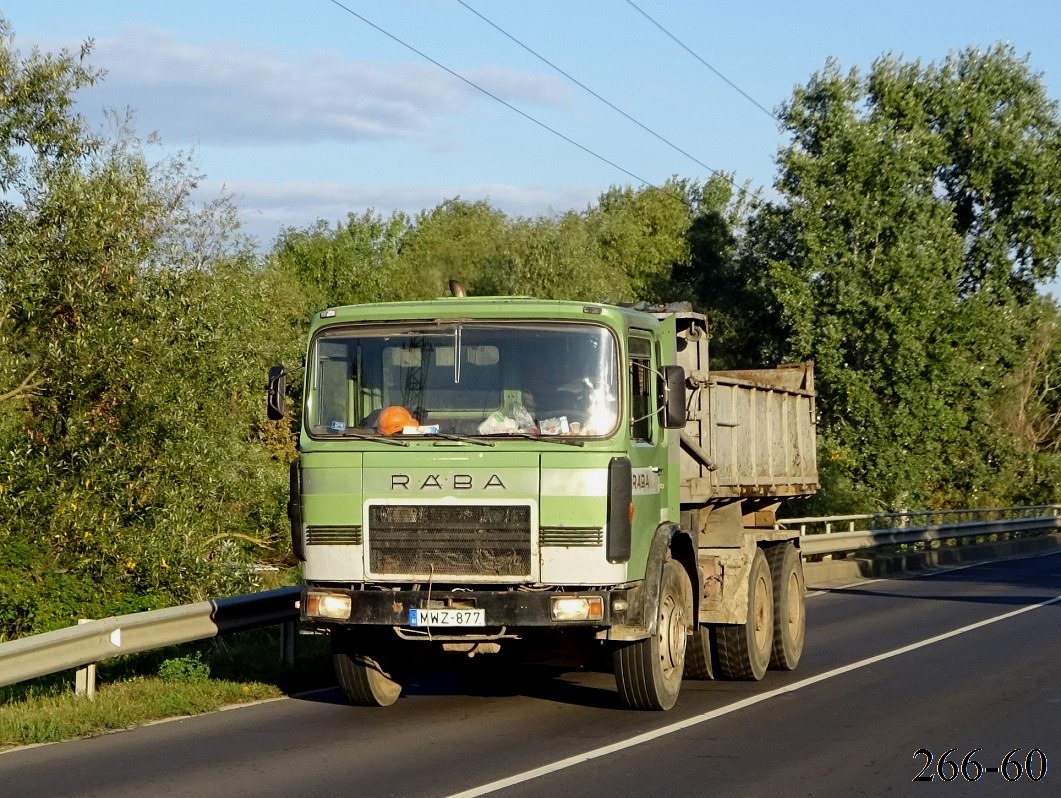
top-left (0, 678), bottom-right (282, 747)
top-left (0, 627), bottom-right (332, 750)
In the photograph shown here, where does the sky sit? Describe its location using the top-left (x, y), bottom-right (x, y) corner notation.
top-left (4, 1), bottom-right (1061, 297)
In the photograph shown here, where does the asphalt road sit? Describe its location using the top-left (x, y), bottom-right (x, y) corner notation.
top-left (2, 551), bottom-right (1058, 798)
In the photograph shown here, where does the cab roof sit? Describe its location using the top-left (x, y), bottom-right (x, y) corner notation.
top-left (309, 296), bottom-right (670, 334)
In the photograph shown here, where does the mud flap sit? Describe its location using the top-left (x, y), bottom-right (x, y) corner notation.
top-left (614, 524), bottom-right (699, 639)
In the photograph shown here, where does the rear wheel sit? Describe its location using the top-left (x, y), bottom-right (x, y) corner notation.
top-left (683, 627), bottom-right (715, 680)
top-left (766, 542), bottom-right (805, 670)
top-left (332, 629), bottom-right (404, 707)
top-left (715, 547), bottom-right (773, 680)
top-left (614, 559), bottom-right (691, 710)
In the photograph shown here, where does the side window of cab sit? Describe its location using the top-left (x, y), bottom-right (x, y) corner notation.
top-left (629, 336), bottom-right (653, 442)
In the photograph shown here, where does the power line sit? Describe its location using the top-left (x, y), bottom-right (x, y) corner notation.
top-left (624, 0), bottom-right (780, 124)
top-left (324, 0), bottom-right (687, 207)
top-left (455, 0), bottom-right (732, 186)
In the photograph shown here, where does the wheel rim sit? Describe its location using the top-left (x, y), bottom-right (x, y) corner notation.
top-left (753, 572), bottom-right (770, 653)
top-left (658, 592), bottom-right (686, 680)
top-left (786, 570), bottom-right (802, 635)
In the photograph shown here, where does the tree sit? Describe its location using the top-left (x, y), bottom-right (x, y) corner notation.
top-left (676, 178), bottom-right (771, 367)
top-left (399, 199), bottom-right (509, 297)
top-left (990, 298), bottom-right (1061, 503)
top-left (763, 46), bottom-right (1061, 512)
top-left (915, 47), bottom-right (1061, 297)
top-left (271, 210), bottom-right (411, 313)
top-left (587, 178), bottom-right (692, 302)
top-left (469, 211), bottom-right (598, 299)
top-left (0, 22), bottom-right (294, 637)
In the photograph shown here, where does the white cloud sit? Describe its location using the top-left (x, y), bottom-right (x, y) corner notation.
top-left (461, 65), bottom-right (574, 108)
top-left (202, 178), bottom-right (601, 245)
top-left (73, 27), bottom-right (570, 146)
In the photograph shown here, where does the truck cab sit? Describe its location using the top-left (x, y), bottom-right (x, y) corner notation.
top-left (272, 296), bottom-right (817, 709)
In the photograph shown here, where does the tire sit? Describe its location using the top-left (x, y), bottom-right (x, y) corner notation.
top-left (332, 630), bottom-right (403, 707)
top-left (766, 542), bottom-right (805, 670)
top-left (614, 559), bottom-right (691, 710)
top-left (683, 627), bottom-right (715, 680)
top-left (715, 547), bottom-right (773, 680)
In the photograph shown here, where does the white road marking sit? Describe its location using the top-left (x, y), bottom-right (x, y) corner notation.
top-left (444, 591), bottom-right (1061, 798)
top-left (806, 577), bottom-right (887, 596)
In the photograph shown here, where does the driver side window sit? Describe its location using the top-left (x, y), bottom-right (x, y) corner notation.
top-left (629, 336), bottom-right (653, 442)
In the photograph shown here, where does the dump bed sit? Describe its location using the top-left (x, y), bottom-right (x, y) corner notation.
top-left (669, 311), bottom-right (818, 505)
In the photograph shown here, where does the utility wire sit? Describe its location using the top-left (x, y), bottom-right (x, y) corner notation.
top-left (324, 0), bottom-right (688, 207)
top-left (455, 0), bottom-right (733, 188)
top-left (624, 0), bottom-right (780, 124)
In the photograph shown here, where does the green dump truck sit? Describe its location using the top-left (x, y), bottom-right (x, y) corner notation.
top-left (269, 294), bottom-right (817, 710)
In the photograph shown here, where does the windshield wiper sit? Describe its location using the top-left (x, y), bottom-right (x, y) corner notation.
top-left (336, 431), bottom-right (409, 446)
top-left (332, 429), bottom-right (580, 447)
top-left (482, 432), bottom-right (585, 447)
top-left (422, 431), bottom-right (495, 447)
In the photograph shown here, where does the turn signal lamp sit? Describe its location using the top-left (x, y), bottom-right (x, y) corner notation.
top-left (305, 592), bottom-right (352, 620)
top-left (550, 595), bottom-right (604, 622)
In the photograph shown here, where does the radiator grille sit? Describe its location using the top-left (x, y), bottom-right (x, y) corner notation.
top-left (368, 504), bottom-right (532, 576)
top-left (306, 525), bottom-right (363, 545)
top-left (540, 526), bottom-right (603, 547)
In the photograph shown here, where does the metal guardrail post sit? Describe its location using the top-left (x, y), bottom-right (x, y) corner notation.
top-left (74, 619), bottom-right (96, 700)
top-left (280, 620), bottom-right (296, 667)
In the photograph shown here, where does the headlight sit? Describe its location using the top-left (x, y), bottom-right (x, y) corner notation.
top-left (551, 595), bottom-right (604, 622)
top-left (305, 592), bottom-right (352, 620)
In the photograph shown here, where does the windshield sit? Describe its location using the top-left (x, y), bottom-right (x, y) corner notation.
top-left (306, 322), bottom-right (619, 439)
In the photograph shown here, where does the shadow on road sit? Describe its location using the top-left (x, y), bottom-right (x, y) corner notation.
top-left (811, 550), bottom-right (1061, 606)
top-left (454, 662), bottom-right (626, 709)
top-left (292, 662), bottom-right (627, 710)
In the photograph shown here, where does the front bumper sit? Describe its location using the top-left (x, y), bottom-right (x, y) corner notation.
top-left (301, 585), bottom-right (633, 628)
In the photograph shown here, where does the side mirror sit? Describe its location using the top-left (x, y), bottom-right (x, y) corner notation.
top-left (660, 365), bottom-right (686, 429)
top-left (267, 365), bottom-right (287, 421)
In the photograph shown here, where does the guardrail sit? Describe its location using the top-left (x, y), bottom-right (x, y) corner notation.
top-left (1, 506), bottom-right (1059, 693)
top-left (777, 505), bottom-right (1061, 557)
top-left (0, 587), bottom-right (299, 690)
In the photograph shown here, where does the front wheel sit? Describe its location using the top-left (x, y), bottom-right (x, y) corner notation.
top-left (614, 559), bottom-right (692, 710)
top-left (332, 629), bottom-right (404, 707)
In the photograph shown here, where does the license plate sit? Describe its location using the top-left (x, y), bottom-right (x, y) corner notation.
top-left (407, 608), bottom-right (486, 627)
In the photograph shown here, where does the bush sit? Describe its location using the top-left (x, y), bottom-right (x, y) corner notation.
top-left (157, 651), bottom-right (211, 684)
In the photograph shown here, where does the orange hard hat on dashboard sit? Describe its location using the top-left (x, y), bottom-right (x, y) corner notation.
top-left (377, 406), bottom-right (418, 435)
